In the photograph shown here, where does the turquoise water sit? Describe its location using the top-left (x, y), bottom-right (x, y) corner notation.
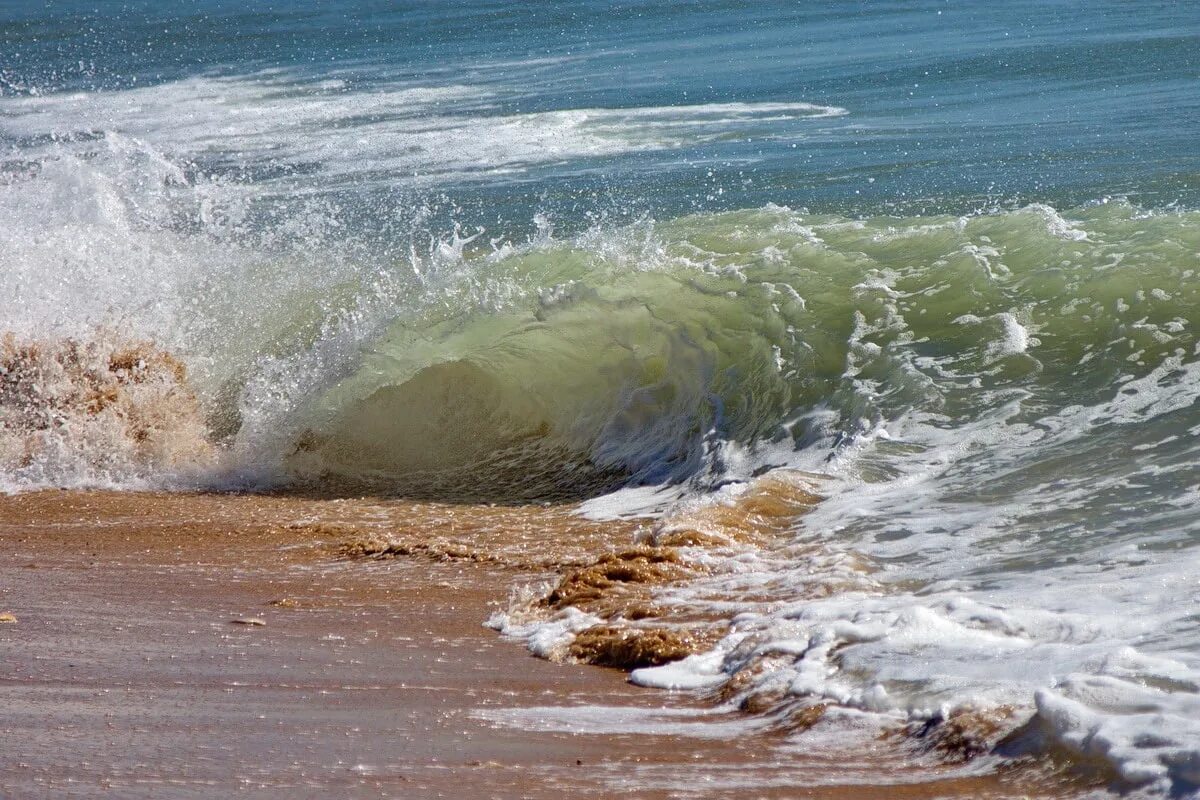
top-left (4, 2), bottom-right (1200, 795)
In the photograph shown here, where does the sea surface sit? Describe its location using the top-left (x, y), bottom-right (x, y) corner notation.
top-left (3, 1), bottom-right (1200, 794)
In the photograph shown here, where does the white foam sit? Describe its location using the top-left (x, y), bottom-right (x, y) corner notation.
top-left (1024, 203), bottom-right (1089, 241)
top-left (631, 649), bottom-right (728, 690)
top-left (575, 483), bottom-right (684, 521)
top-left (2, 72), bottom-right (846, 190)
top-left (1036, 680), bottom-right (1200, 789)
top-left (485, 605), bottom-right (602, 660)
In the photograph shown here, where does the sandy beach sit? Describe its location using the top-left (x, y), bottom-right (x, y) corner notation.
top-left (0, 490), bottom-right (1094, 799)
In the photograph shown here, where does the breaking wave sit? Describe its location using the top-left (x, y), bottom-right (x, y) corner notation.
top-left (6, 102), bottom-right (1200, 791)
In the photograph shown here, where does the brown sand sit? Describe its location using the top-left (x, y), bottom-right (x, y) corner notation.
top-left (0, 490), bottom-right (1092, 798)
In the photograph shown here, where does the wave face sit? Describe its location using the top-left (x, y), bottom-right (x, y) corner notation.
top-left (282, 203), bottom-right (1200, 500)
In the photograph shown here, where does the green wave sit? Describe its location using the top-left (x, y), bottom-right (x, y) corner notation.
top-left (283, 202), bottom-right (1200, 499)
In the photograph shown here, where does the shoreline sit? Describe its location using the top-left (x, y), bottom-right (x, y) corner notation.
top-left (1, 490), bottom-right (1088, 798)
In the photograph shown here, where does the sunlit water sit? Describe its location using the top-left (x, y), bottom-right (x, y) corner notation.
top-left (3, 1), bottom-right (1200, 793)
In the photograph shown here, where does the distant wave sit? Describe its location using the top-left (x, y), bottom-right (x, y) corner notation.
top-left (1, 71), bottom-right (846, 190)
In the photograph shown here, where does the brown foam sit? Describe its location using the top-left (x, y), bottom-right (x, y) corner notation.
top-left (568, 624), bottom-right (720, 670)
top-left (900, 705), bottom-right (1025, 762)
top-left (782, 702), bottom-right (830, 730)
top-left (0, 333), bottom-right (211, 473)
top-left (335, 533), bottom-right (507, 565)
top-left (481, 471), bottom-right (835, 674)
top-left (545, 547), bottom-right (694, 611)
top-left (648, 471), bottom-right (823, 546)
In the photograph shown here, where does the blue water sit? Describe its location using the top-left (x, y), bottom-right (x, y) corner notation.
top-left (4, 0), bottom-right (1197, 231)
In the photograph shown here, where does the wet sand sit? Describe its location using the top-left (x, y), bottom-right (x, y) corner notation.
top-left (0, 490), bottom-right (1087, 798)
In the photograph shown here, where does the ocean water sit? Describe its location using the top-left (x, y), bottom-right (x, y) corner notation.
top-left (3, 0), bottom-right (1200, 794)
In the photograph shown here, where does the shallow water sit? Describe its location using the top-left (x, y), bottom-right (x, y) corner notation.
top-left (3, 1), bottom-right (1200, 795)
